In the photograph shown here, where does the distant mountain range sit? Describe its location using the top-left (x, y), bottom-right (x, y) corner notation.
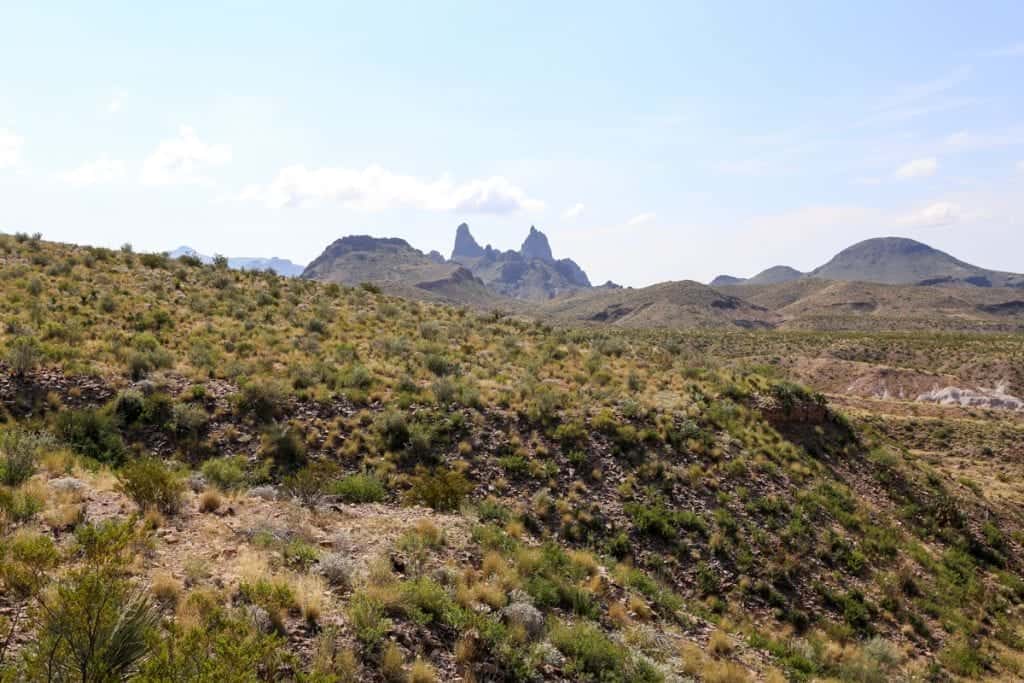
top-left (711, 237), bottom-right (1024, 289)
top-left (168, 246), bottom-right (305, 277)
top-left (298, 231), bottom-right (1024, 332)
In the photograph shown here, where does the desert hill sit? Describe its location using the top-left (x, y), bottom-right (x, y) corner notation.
top-left (540, 280), bottom-right (778, 329)
top-left (711, 236), bottom-right (1024, 289)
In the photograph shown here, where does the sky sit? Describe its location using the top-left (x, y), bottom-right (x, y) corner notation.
top-left (1, 2), bottom-right (1023, 287)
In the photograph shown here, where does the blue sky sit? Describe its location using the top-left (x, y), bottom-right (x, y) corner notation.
top-left (1, 2), bottom-right (1022, 286)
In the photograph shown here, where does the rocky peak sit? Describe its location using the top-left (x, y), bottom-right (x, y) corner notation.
top-left (451, 223), bottom-right (485, 260)
top-left (520, 226), bottom-right (553, 262)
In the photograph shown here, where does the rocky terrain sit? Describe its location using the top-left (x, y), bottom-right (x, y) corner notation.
top-left (2, 234), bottom-right (1024, 681)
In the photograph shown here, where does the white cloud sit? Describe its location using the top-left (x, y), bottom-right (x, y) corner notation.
top-left (0, 128), bottom-right (24, 168)
top-left (563, 202), bottom-right (584, 219)
top-left (140, 126), bottom-right (231, 186)
top-left (61, 159), bottom-right (126, 187)
top-left (895, 157), bottom-right (938, 179)
top-left (627, 212), bottom-right (656, 226)
top-left (237, 164), bottom-right (543, 214)
top-left (898, 201), bottom-right (961, 228)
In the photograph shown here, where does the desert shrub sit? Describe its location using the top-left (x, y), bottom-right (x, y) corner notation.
top-left (56, 408), bottom-right (126, 466)
top-left (73, 518), bottom-right (139, 568)
top-left (236, 379), bottom-right (286, 423)
top-left (348, 592), bottom-right (392, 647)
top-left (282, 462), bottom-right (341, 509)
top-left (424, 353), bottom-right (457, 377)
top-left (331, 473), bottom-right (386, 503)
top-left (114, 390), bottom-right (146, 425)
top-left (168, 402), bottom-right (209, 441)
top-left (238, 576), bottom-right (296, 633)
top-left (378, 411), bottom-right (411, 451)
top-left (318, 552), bottom-right (355, 590)
top-left (260, 426), bottom-right (307, 472)
top-left (549, 620), bottom-right (660, 683)
top-left (0, 531), bottom-right (59, 599)
top-left (405, 468), bottom-right (472, 512)
top-left (0, 428), bottom-right (55, 486)
top-left (6, 334), bottom-right (42, 377)
top-left (22, 568), bottom-right (160, 681)
top-left (118, 457), bottom-right (185, 514)
top-left (201, 455), bottom-right (248, 490)
top-left (0, 485), bottom-right (44, 524)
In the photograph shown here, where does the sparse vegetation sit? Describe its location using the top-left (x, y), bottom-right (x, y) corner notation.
top-left (0, 234), bottom-right (1022, 680)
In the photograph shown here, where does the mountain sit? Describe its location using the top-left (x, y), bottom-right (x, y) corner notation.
top-left (711, 237), bottom-right (1024, 289)
top-left (168, 246), bottom-right (305, 277)
top-left (448, 224), bottom-right (592, 301)
top-left (809, 237), bottom-right (1024, 287)
top-left (710, 274), bottom-right (745, 286)
top-left (746, 265), bottom-right (804, 285)
top-left (540, 280), bottom-right (778, 329)
top-left (711, 266), bottom-right (803, 287)
top-left (299, 235), bottom-right (502, 306)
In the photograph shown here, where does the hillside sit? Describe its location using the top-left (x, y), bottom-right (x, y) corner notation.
top-left (720, 279), bottom-right (1024, 332)
top-left (540, 280), bottom-right (779, 329)
top-left (1, 234), bottom-right (1024, 681)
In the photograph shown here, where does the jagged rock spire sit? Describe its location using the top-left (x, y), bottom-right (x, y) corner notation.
top-left (520, 226), bottom-right (553, 262)
top-left (451, 223), bottom-right (485, 260)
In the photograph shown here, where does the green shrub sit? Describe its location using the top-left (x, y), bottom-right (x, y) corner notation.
top-left (260, 425), bottom-right (307, 472)
top-left (23, 568), bottom-right (159, 681)
top-left (0, 531), bottom-right (59, 599)
top-left (0, 428), bottom-right (55, 486)
top-left (331, 473), bottom-right (386, 503)
top-left (6, 335), bottom-right (42, 377)
top-left (236, 380), bottom-right (286, 423)
top-left (201, 455), bottom-right (248, 490)
top-left (379, 411), bottom-right (411, 452)
top-left (549, 620), bottom-right (659, 683)
top-left (348, 592), bottom-right (392, 647)
top-left (404, 468), bottom-right (472, 511)
top-left (140, 598), bottom-right (294, 678)
top-left (0, 486), bottom-right (44, 524)
top-left (56, 408), bottom-right (126, 465)
top-left (118, 457), bottom-right (185, 514)
top-left (282, 461), bottom-right (340, 508)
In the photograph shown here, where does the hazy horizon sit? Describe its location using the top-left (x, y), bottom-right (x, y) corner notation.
top-left (2, 2), bottom-right (1023, 286)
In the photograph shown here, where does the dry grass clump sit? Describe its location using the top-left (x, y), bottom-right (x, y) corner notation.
top-left (702, 659), bottom-right (752, 683)
top-left (708, 629), bottom-right (734, 656)
top-left (198, 488), bottom-right (222, 512)
top-left (151, 570), bottom-right (184, 606)
top-left (381, 641), bottom-right (405, 682)
top-left (408, 657), bottom-right (438, 683)
top-left (608, 601), bottom-right (631, 628)
top-left (294, 573), bottom-right (328, 624)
